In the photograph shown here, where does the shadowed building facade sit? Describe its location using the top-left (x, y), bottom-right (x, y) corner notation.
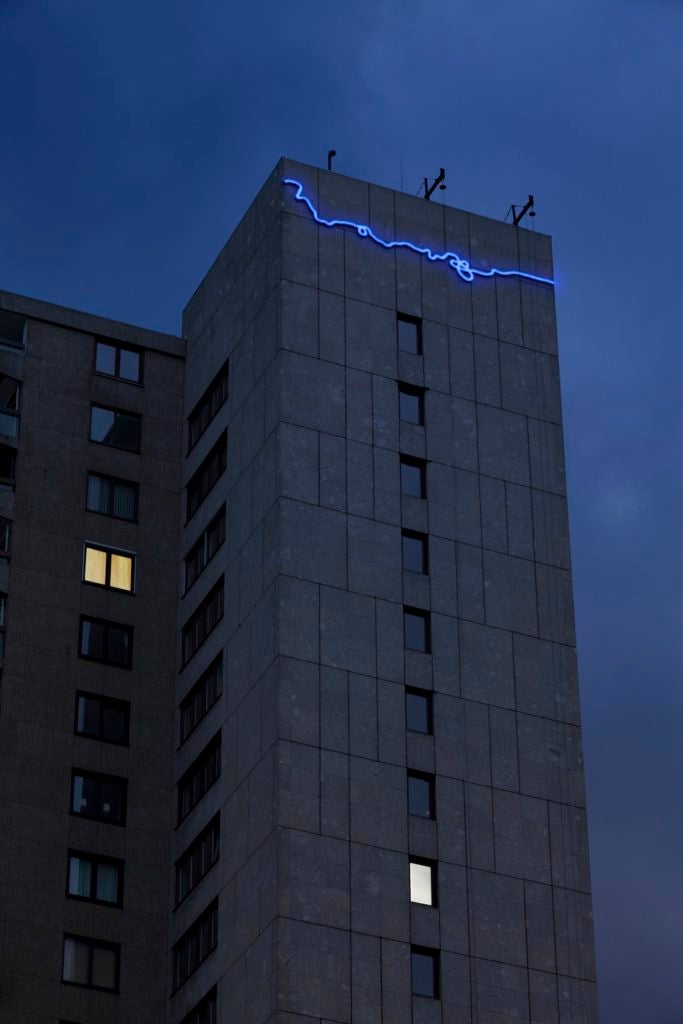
top-left (0, 159), bottom-right (598, 1024)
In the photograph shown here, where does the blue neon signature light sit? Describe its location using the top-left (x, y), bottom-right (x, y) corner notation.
top-left (283, 178), bottom-right (554, 287)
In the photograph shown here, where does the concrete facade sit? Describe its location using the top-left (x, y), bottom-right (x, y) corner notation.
top-left (0, 158), bottom-right (598, 1024)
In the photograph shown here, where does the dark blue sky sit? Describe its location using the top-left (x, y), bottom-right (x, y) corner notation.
top-left (2, 2), bottom-right (682, 1019)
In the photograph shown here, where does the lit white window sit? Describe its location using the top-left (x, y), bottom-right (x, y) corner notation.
top-left (83, 545), bottom-right (134, 593)
top-left (410, 861), bottom-right (435, 906)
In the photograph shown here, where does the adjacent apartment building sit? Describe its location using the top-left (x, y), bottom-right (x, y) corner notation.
top-left (0, 158), bottom-right (598, 1024)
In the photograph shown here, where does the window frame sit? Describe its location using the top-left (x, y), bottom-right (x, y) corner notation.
top-left (74, 690), bottom-right (130, 746)
top-left (85, 471), bottom-right (139, 522)
top-left (70, 769), bottom-right (128, 826)
top-left (180, 986), bottom-right (218, 1024)
top-left (0, 442), bottom-right (17, 486)
top-left (89, 403), bottom-right (141, 453)
top-left (82, 542), bottom-right (136, 593)
top-left (186, 433), bottom-right (228, 522)
top-left (402, 529), bottom-right (428, 574)
top-left (0, 515), bottom-right (11, 557)
top-left (172, 899), bottom-right (219, 992)
top-left (175, 814), bottom-right (220, 907)
top-left (397, 313), bottom-right (423, 355)
top-left (66, 849), bottom-right (124, 907)
top-left (410, 945), bottom-right (440, 999)
top-left (184, 506), bottom-right (226, 593)
top-left (181, 577), bottom-right (224, 668)
top-left (403, 606), bottom-right (431, 653)
top-left (62, 933), bottom-right (121, 993)
top-left (405, 687), bottom-right (433, 735)
top-left (79, 615), bottom-right (133, 669)
top-left (407, 770), bottom-right (435, 819)
top-left (187, 360), bottom-right (230, 454)
top-left (398, 382), bottom-right (425, 425)
top-left (0, 591), bottom-right (6, 659)
top-left (94, 338), bottom-right (144, 385)
top-left (177, 732), bottom-right (222, 825)
top-left (179, 655), bottom-right (223, 747)
top-left (400, 455), bottom-right (426, 499)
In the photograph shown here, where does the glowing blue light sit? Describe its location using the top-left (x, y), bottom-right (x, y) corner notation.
top-left (283, 178), bottom-right (554, 287)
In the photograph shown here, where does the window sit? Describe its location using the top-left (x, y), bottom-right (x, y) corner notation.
top-left (176, 814), bottom-right (220, 905)
top-left (410, 860), bottom-right (436, 906)
top-left (75, 692), bottom-right (130, 745)
top-left (67, 851), bottom-right (123, 906)
top-left (408, 771), bottom-right (435, 818)
top-left (173, 900), bottom-right (218, 991)
top-left (411, 946), bottom-right (439, 998)
top-left (178, 732), bottom-right (221, 824)
top-left (399, 383), bottom-right (424, 425)
top-left (0, 309), bottom-right (26, 349)
top-left (405, 688), bottom-right (432, 734)
top-left (182, 578), bottom-right (224, 666)
top-left (94, 339), bottom-right (143, 383)
top-left (187, 433), bottom-right (227, 520)
top-left (188, 361), bottom-right (229, 452)
top-left (179, 655), bottom-right (223, 745)
top-left (71, 770), bottom-right (127, 824)
top-left (90, 404), bottom-right (141, 452)
top-left (402, 530), bottom-right (428, 574)
top-left (404, 607), bottom-right (430, 652)
top-left (86, 472), bottom-right (138, 522)
top-left (180, 987), bottom-right (218, 1024)
top-left (62, 935), bottom-right (120, 992)
top-left (83, 543), bottom-right (135, 592)
top-left (0, 516), bottom-right (11, 556)
top-left (0, 592), bottom-right (6, 659)
top-left (185, 507), bottom-right (226, 591)
top-left (0, 375), bottom-right (20, 439)
top-left (79, 616), bottom-right (133, 668)
top-left (400, 456), bottom-right (426, 498)
top-left (0, 443), bottom-right (16, 485)
top-left (397, 314), bottom-right (422, 355)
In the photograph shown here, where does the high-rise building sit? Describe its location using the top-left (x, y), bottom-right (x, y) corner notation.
top-left (0, 158), bottom-right (598, 1024)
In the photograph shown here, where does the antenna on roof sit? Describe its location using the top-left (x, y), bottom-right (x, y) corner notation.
top-left (327, 149), bottom-right (337, 171)
top-left (422, 167), bottom-right (446, 201)
top-left (506, 194), bottom-right (536, 226)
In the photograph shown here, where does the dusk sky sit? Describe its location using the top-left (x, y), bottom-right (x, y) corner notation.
top-left (2, 2), bottom-right (682, 1020)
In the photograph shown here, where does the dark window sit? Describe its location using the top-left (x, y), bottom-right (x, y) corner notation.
top-left (86, 472), bottom-right (138, 522)
top-left (397, 314), bottom-right (422, 355)
top-left (0, 516), bottom-right (10, 556)
top-left (405, 688), bottom-right (432, 734)
top-left (404, 607), bottom-right (430, 652)
top-left (0, 443), bottom-right (16, 484)
top-left (399, 383), bottom-right (425, 425)
top-left (75, 692), bottom-right (130, 745)
top-left (408, 771), bottom-right (434, 818)
top-left (83, 544), bottom-right (135, 592)
top-left (410, 860), bottom-right (436, 906)
top-left (411, 946), bottom-right (439, 998)
top-left (0, 592), bottom-right (6, 658)
top-left (94, 339), bottom-right (143, 384)
top-left (188, 361), bottom-right (229, 452)
top-left (402, 530), bottom-right (428, 573)
top-left (178, 733), bottom-right (221, 824)
top-left (173, 900), bottom-right (218, 991)
top-left (179, 655), bottom-right (223, 745)
top-left (66, 850), bottom-right (123, 906)
top-left (71, 770), bottom-right (127, 825)
top-left (182, 578), bottom-right (224, 666)
top-left (62, 935), bottom-right (120, 992)
top-left (0, 374), bottom-right (20, 439)
top-left (0, 309), bottom-right (26, 349)
top-left (90, 404), bottom-right (141, 452)
top-left (185, 506), bottom-right (226, 591)
top-left (79, 616), bottom-right (133, 668)
top-left (400, 456), bottom-right (426, 499)
top-left (175, 814), bottom-right (220, 905)
top-left (187, 433), bottom-right (227, 520)
top-left (180, 987), bottom-right (218, 1024)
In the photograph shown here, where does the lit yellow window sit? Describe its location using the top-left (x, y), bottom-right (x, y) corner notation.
top-left (110, 553), bottom-right (133, 592)
top-left (84, 547), bottom-right (107, 586)
top-left (83, 545), bottom-right (134, 592)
